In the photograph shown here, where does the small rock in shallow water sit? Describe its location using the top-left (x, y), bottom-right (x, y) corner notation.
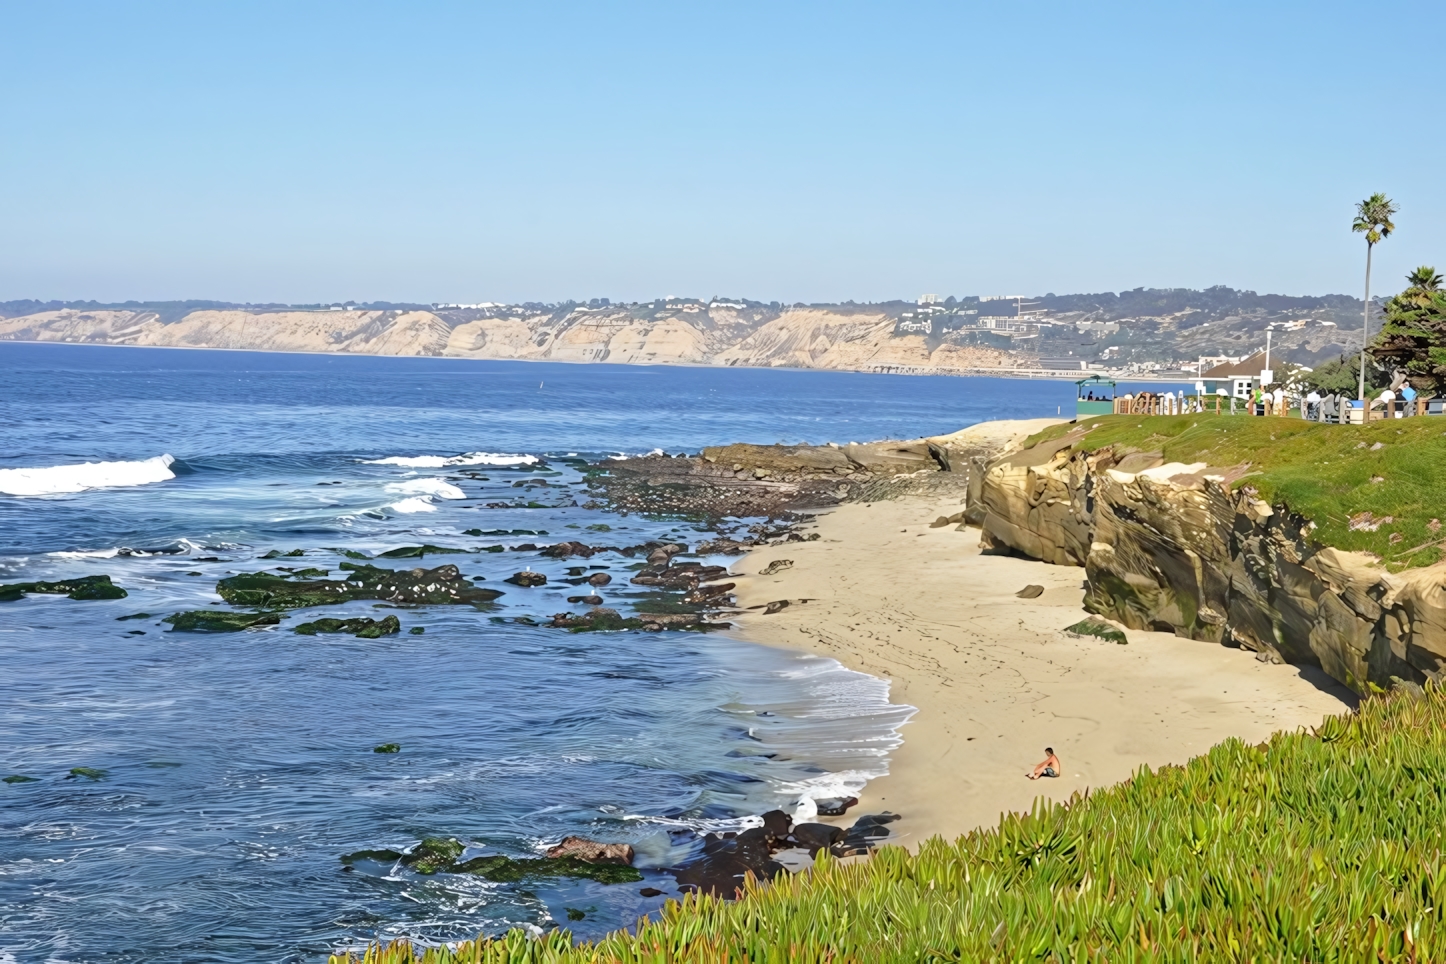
top-left (814, 796), bottom-right (859, 816)
top-left (373, 743), bottom-right (401, 753)
top-left (409, 626), bottom-right (425, 635)
top-left (67, 767), bottom-right (106, 781)
top-left (505, 571), bottom-right (547, 587)
top-left (639, 886), bottom-right (663, 897)
top-left (4, 774), bottom-right (39, 784)
top-left (588, 572), bottom-right (612, 586)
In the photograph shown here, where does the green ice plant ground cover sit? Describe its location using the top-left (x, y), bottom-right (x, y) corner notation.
top-left (333, 685), bottom-right (1446, 963)
top-left (1025, 413), bottom-right (1446, 571)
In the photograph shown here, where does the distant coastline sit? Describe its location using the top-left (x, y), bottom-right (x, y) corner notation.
top-left (0, 337), bottom-right (1200, 383)
top-left (0, 287), bottom-right (1365, 379)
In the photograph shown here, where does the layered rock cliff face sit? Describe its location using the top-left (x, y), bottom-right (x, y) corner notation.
top-left (976, 432), bottom-right (1446, 696)
top-left (0, 305), bottom-right (1017, 372)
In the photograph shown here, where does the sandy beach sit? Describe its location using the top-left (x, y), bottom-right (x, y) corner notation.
top-left (729, 494), bottom-right (1357, 848)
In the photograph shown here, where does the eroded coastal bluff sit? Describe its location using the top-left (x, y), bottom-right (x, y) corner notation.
top-left (974, 416), bottom-right (1446, 697)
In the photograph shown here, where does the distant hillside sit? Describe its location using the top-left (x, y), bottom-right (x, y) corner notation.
top-left (0, 288), bottom-right (1369, 375)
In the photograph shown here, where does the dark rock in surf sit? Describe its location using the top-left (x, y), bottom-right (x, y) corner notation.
top-left (215, 563), bottom-right (502, 610)
top-left (587, 572), bottom-right (612, 586)
top-left (791, 823), bottom-right (845, 855)
top-left (814, 796), bottom-right (859, 817)
top-left (0, 575), bottom-right (127, 602)
top-left (164, 610), bottom-right (283, 632)
top-left (294, 615), bottom-right (401, 638)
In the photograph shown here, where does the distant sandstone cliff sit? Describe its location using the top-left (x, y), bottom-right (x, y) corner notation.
top-left (0, 305), bottom-right (1016, 373)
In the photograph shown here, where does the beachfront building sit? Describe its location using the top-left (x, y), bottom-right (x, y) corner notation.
top-left (1076, 375), bottom-right (1116, 417)
top-left (1201, 353), bottom-right (1269, 399)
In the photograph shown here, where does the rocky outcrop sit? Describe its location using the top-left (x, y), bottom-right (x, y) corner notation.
top-left (216, 563), bottom-right (503, 609)
top-left (976, 439), bottom-right (1446, 695)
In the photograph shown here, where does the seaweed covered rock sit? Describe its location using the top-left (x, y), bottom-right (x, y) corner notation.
top-left (0, 575), bottom-right (127, 602)
top-left (164, 610), bottom-right (283, 632)
top-left (295, 615), bottom-right (401, 638)
top-left (402, 837), bottom-right (467, 874)
top-left (456, 855), bottom-right (643, 884)
top-left (342, 838), bottom-right (643, 884)
top-left (549, 607), bottom-right (644, 631)
top-left (378, 545), bottom-right (468, 559)
top-left (216, 563), bottom-right (502, 610)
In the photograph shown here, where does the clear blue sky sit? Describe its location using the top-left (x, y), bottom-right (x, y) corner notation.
top-left (3, 1), bottom-right (1442, 305)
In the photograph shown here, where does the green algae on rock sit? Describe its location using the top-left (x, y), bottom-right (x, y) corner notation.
top-left (163, 610), bottom-right (283, 632)
top-left (378, 545), bottom-right (469, 559)
top-left (1065, 618), bottom-right (1127, 644)
top-left (342, 837), bottom-right (643, 884)
top-left (67, 767), bottom-right (106, 780)
top-left (215, 563), bottom-right (502, 610)
top-left (408, 626), bottom-right (425, 635)
top-left (455, 855), bottom-right (643, 885)
top-left (402, 837), bottom-right (467, 875)
top-left (372, 743), bottom-right (401, 753)
top-left (3, 775), bottom-right (39, 784)
top-left (116, 612), bottom-right (152, 621)
top-left (294, 615), bottom-right (401, 637)
top-left (0, 575), bottom-right (128, 602)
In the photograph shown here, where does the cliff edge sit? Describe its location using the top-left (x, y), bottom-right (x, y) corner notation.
top-left (975, 415), bottom-right (1446, 695)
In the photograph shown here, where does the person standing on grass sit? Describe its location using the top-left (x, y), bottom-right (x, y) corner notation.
top-left (1028, 747), bottom-right (1061, 780)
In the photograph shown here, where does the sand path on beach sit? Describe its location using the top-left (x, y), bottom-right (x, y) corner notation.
top-left (728, 494), bottom-right (1356, 848)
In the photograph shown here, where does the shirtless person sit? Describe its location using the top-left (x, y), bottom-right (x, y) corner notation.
top-left (1027, 747), bottom-right (1060, 780)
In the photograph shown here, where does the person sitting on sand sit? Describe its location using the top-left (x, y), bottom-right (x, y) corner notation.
top-left (1027, 747), bottom-right (1060, 780)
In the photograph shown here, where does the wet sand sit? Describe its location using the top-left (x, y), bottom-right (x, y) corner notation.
top-left (728, 495), bottom-right (1356, 847)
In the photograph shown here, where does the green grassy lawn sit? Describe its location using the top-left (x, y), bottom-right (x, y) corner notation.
top-left (333, 687), bottom-right (1446, 962)
top-left (1025, 414), bottom-right (1446, 570)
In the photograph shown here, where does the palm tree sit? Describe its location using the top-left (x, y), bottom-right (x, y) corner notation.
top-left (1352, 193), bottom-right (1399, 404)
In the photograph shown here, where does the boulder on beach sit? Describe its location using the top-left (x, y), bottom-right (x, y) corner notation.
top-left (1015, 584), bottom-right (1045, 599)
top-left (587, 572), bottom-right (612, 586)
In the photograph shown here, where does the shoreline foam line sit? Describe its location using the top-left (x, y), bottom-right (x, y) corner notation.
top-left (0, 454), bottom-right (176, 496)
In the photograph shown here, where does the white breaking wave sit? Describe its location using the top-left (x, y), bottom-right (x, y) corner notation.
top-left (384, 478), bottom-right (465, 500)
top-left (387, 497), bottom-right (438, 514)
top-left (363, 452), bottom-right (538, 468)
top-left (0, 455), bottom-right (176, 496)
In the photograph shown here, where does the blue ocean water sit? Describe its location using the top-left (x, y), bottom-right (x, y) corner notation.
top-left (0, 343), bottom-right (1188, 963)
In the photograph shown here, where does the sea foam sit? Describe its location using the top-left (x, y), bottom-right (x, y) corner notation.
top-left (363, 452), bottom-right (538, 468)
top-left (0, 455), bottom-right (176, 496)
top-left (384, 478), bottom-right (465, 500)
